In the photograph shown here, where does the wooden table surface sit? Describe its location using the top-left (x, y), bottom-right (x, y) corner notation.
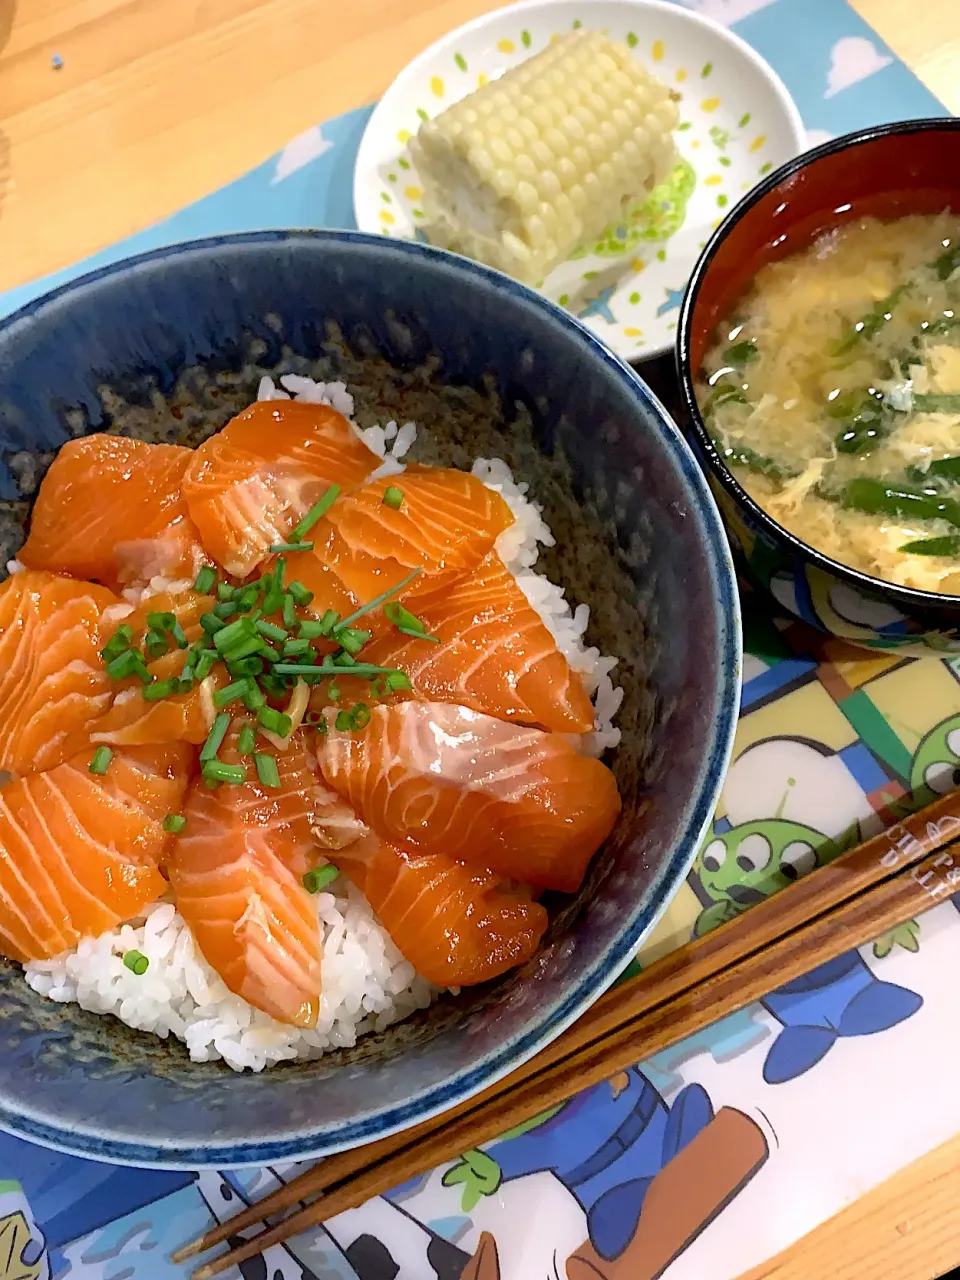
top-left (2, 1), bottom-right (960, 1277)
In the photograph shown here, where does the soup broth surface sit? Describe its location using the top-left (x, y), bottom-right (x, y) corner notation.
top-left (699, 212), bottom-right (960, 594)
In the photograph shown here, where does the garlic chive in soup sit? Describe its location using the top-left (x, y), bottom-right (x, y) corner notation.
top-left (698, 213), bottom-right (960, 594)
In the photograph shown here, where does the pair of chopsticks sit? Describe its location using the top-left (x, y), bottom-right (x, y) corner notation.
top-left (176, 788), bottom-right (960, 1277)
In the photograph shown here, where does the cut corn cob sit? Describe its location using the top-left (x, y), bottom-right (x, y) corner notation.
top-left (409, 30), bottom-right (680, 285)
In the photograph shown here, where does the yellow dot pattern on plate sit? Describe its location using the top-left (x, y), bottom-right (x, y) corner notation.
top-left (477, 72), bottom-right (488, 86)
top-left (651, 39), bottom-right (664, 61)
top-left (405, 186), bottom-right (422, 200)
top-left (397, 130), bottom-right (411, 145)
top-left (704, 174), bottom-right (722, 186)
top-left (675, 68), bottom-right (687, 82)
top-left (497, 38), bottom-right (515, 53)
top-left (630, 258), bottom-right (646, 272)
top-left (691, 140), bottom-right (700, 149)
top-left (701, 97), bottom-right (721, 112)
top-left (430, 76), bottom-right (445, 97)
top-left (749, 135), bottom-right (768, 152)
top-left (624, 327), bottom-right (642, 338)
top-left (380, 210), bottom-right (395, 225)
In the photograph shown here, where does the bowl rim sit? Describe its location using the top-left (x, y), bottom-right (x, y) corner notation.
top-left (676, 114), bottom-right (960, 615)
top-left (353, 0), bottom-right (808, 366)
top-left (0, 227), bottom-right (741, 1167)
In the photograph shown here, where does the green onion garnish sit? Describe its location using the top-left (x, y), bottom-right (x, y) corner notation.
top-left (333, 626), bottom-right (371, 655)
top-left (260, 672), bottom-right (290, 697)
top-left (142, 677), bottom-right (179, 702)
top-left (213, 616), bottom-right (255, 654)
top-left (255, 619), bottom-right (288, 642)
top-left (283, 637), bottom-right (312, 657)
top-left (396, 625), bottom-right (441, 644)
top-left (334, 651), bottom-right (356, 667)
top-left (289, 484), bottom-right (340, 541)
top-left (213, 678), bottom-right (255, 708)
top-left (385, 670), bottom-right (412, 692)
top-left (195, 649), bottom-right (218, 681)
top-left (282, 593), bottom-right (297, 628)
top-left (255, 640), bottom-right (282, 662)
top-left (202, 760), bottom-right (247, 785)
top-left (217, 582), bottom-right (237, 602)
top-left (238, 724), bottom-right (257, 755)
top-left (298, 619), bottom-right (324, 639)
top-left (328, 682), bottom-right (341, 702)
top-left (101, 624), bottom-right (133, 663)
top-left (105, 648), bottom-right (150, 682)
top-left (276, 661), bottom-right (403, 678)
top-left (351, 703), bottom-right (371, 729)
top-left (213, 601), bottom-right (238, 620)
top-left (89, 745), bottom-right (113, 775)
top-left (200, 612), bottom-right (226, 636)
top-left (287, 580), bottom-right (314, 607)
top-left (146, 611), bottom-right (176, 631)
top-left (194, 565), bottom-right (217, 594)
top-left (243, 683), bottom-right (267, 710)
top-left (382, 486), bottom-right (404, 510)
top-left (269, 541), bottom-right (314, 553)
top-left (302, 865), bottom-right (339, 893)
top-left (254, 753), bottom-right (281, 788)
top-left (200, 712), bottom-right (231, 763)
top-left (258, 706), bottom-right (292, 737)
top-left (337, 567), bottom-right (422, 629)
top-left (236, 584), bottom-right (260, 612)
top-left (171, 621), bottom-right (189, 649)
top-left (274, 557), bottom-right (287, 592)
top-left (163, 813), bottom-right (186, 834)
top-left (144, 628), bottom-right (169, 659)
top-left (318, 609), bottom-right (340, 636)
top-left (384, 601), bottom-right (426, 633)
top-left (262, 590), bottom-right (284, 617)
top-left (227, 655), bottom-right (264, 679)
top-left (123, 949), bottom-right (149, 976)
top-left (305, 711), bottom-right (328, 730)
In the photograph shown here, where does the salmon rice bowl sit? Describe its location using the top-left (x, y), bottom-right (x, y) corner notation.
top-left (0, 374), bottom-right (624, 1073)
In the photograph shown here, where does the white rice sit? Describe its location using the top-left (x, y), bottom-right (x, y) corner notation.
top-left (22, 376), bottom-right (623, 1071)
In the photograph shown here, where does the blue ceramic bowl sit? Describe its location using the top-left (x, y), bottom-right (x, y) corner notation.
top-left (0, 230), bottom-right (739, 1167)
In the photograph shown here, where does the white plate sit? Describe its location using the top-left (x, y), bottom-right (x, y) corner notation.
top-left (354, 0), bottom-right (805, 363)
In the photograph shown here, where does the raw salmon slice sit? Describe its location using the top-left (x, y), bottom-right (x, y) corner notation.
top-left (110, 590), bottom-right (215, 648)
top-left (317, 702), bottom-right (620, 892)
top-left (331, 830), bottom-right (548, 987)
top-left (88, 649), bottom-right (226, 748)
top-left (0, 743), bottom-right (192, 962)
top-left (168, 729), bottom-right (324, 1028)
top-left (309, 465), bottom-right (515, 604)
top-left (182, 401), bottom-right (380, 579)
top-left (358, 551), bottom-right (595, 732)
top-left (19, 435), bottom-right (201, 589)
top-left (0, 570), bottom-right (120, 776)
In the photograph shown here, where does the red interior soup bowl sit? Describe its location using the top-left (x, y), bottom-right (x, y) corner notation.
top-left (677, 117), bottom-right (960, 657)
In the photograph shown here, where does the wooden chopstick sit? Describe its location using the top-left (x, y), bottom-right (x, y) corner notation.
top-left (178, 790), bottom-right (960, 1276)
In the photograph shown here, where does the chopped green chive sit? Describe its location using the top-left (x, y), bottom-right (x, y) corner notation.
top-left (276, 661), bottom-right (404, 678)
top-left (202, 760), bottom-right (246, 785)
top-left (106, 649), bottom-right (150, 682)
top-left (243, 683), bottom-right (267, 711)
top-left (289, 485), bottom-right (340, 541)
top-left (146, 611), bottom-right (176, 631)
top-left (170, 621), bottom-right (189, 649)
top-left (384, 601), bottom-right (426, 632)
top-left (145, 628), bottom-right (169, 659)
top-left (195, 649), bottom-right (218, 681)
top-left (385, 670), bottom-right (412, 692)
top-left (258, 706), bottom-right (292, 737)
top-left (319, 609), bottom-right (340, 636)
top-left (269, 541), bottom-right (314, 553)
top-left (302, 865), bottom-right (339, 893)
top-left (255, 640), bottom-right (282, 662)
top-left (274, 558), bottom-right (287, 592)
top-left (327, 682), bottom-right (341, 702)
top-left (254, 753), bottom-right (281, 788)
top-left (238, 724), bottom-right (257, 754)
top-left (382, 486), bottom-right (404, 510)
top-left (255, 619), bottom-right (288, 642)
top-left (89, 745), bottom-right (113, 775)
top-left (283, 637), bottom-right (312, 657)
top-left (101, 624), bottom-right (134, 663)
top-left (305, 711), bottom-right (328, 730)
top-left (396, 625), bottom-right (441, 644)
top-left (217, 582), bottom-right (237, 602)
top-left (200, 612), bottom-right (226, 636)
top-left (262, 590), bottom-right (284, 617)
top-left (333, 626), bottom-right (372, 655)
top-left (282, 593), bottom-right (297, 628)
top-left (335, 705), bottom-right (371, 731)
top-left (213, 678), bottom-right (255, 708)
top-left (298, 619), bottom-right (324, 639)
top-left (227, 655), bottom-right (264, 679)
top-left (163, 813), bottom-right (187, 834)
top-left (123, 949), bottom-right (149, 975)
top-left (200, 712), bottom-right (231, 763)
top-left (142, 677), bottom-right (179, 702)
top-left (287, 580), bottom-right (314, 607)
top-left (194, 565), bottom-right (217, 594)
top-left (213, 601), bottom-right (238, 620)
top-left (333, 651), bottom-right (356, 667)
top-left (236, 584), bottom-right (260, 612)
top-left (337, 567), bottom-right (422, 628)
top-left (213, 617), bottom-right (256, 654)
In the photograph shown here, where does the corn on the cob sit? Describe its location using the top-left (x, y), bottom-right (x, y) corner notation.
top-left (409, 30), bottom-right (680, 285)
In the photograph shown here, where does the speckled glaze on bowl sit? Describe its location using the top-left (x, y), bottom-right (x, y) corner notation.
top-left (0, 230), bottom-right (739, 1168)
top-left (678, 117), bottom-right (960, 657)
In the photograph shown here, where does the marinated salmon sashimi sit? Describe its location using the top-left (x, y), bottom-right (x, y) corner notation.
top-left (182, 401), bottom-right (380, 579)
top-left (19, 435), bottom-right (201, 588)
top-left (356, 551), bottom-right (595, 732)
top-left (0, 570), bottom-right (120, 776)
top-left (0, 743), bottom-right (192, 962)
top-left (331, 830), bottom-right (548, 988)
top-left (168, 735), bottom-right (324, 1028)
top-left (88, 649), bottom-right (226, 748)
top-left (115, 590), bottom-right (215, 648)
top-left (317, 702), bottom-right (621, 892)
top-left (309, 465), bottom-right (515, 604)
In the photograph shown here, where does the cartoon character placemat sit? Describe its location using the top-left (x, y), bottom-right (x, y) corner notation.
top-left (0, 3), bottom-right (955, 1279)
